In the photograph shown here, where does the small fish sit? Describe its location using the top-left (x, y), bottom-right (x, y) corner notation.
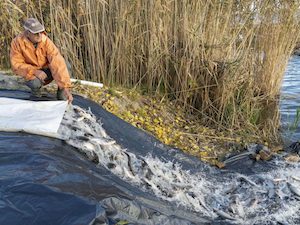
top-left (287, 182), bottom-right (300, 197)
top-left (174, 191), bottom-right (191, 205)
top-left (91, 137), bottom-right (116, 146)
top-left (123, 151), bottom-right (135, 176)
top-left (73, 106), bottom-right (94, 120)
top-left (273, 178), bottom-right (286, 182)
top-left (291, 176), bottom-right (300, 182)
top-left (143, 164), bottom-right (154, 180)
top-left (248, 196), bottom-right (258, 209)
top-left (223, 152), bottom-right (253, 164)
top-left (214, 208), bottom-right (236, 220)
top-left (295, 196), bottom-right (300, 201)
top-left (107, 162), bottom-right (116, 169)
top-left (83, 142), bottom-right (96, 151)
top-left (238, 175), bottom-right (259, 187)
top-left (142, 177), bottom-right (160, 193)
top-left (224, 183), bottom-right (238, 195)
top-left (77, 136), bottom-right (90, 141)
top-left (77, 116), bottom-right (85, 122)
top-left (79, 111), bottom-right (93, 120)
top-left (170, 182), bottom-right (192, 189)
top-left (122, 167), bottom-right (136, 179)
top-left (198, 196), bottom-right (210, 212)
top-left (235, 200), bottom-right (245, 219)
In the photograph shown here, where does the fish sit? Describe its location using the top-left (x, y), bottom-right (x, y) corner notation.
top-left (170, 182), bottom-right (192, 189)
top-left (90, 137), bottom-right (116, 146)
top-left (107, 162), bottom-right (116, 169)
top-left (77, 116), bottom-right (85, 122)
top-left (79, 111), bottom-right (93, 120)
top-left (156, 184), bottom-right (173, 198)
top-left (291, 175), bottom-right (300, 182)
top-left (123, 151), bottom-right (136, 176)
top-left (198, 195), bottom-right (210, 212)
top-left (287, 182), bottom-right (300, 197)
top-left (141, 159), bottom-right (154, 180)
top-left (273, 178), bottom-right (286, 182)
top-left (223, 152), bottom-right (253, 164)
top-left (83, 142), bottom-right (96, 151)
top-left (295, 196), bottom-right (300, 201)
top-left (214, 208), bottom-right (236, 220)
top-left (234, 199), bottom-right (245, 219)
top-left (229, 195), bottom-right (245, 218)
top-left (174, 191), bottom-right (192, 205)
top-left (76, 142), bottom-right (99, 163)
top-left (141, 177), bottom-right (160, 193)
top-left (248, 196), bottom-right (258, 208)
top-left (224, 183), bottom-right (238, 195)
top-left (73, 106), bottom-right (94, 120)
top-left (77, 136), bottom-right (90, 141)
top-left (264, 179), bottom-right (276, 198)
top-left (238, 175), bottom-right (259, 187)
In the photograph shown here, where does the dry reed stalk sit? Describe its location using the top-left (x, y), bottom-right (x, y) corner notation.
top-left (1, 0), bottom-right (300, 141)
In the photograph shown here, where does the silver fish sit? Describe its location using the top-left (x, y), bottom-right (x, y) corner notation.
top-left (291, 176), bottom-right (300, 182)
top-left (90, 137), bottom-right (116, 146)
top-left (238, 175), bottom-right (259, 187)
top-left (287, 182), bottom-right (300, 197)
top-left (77, 116), bottom-right (85, 122)
top-left (214, 208), bottom-right (236, 220)
top-left (273, 178), bottom-right (286, 182)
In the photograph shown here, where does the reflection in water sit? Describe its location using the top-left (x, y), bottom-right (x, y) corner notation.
top-left (280, 55), bottom-right (300, 143)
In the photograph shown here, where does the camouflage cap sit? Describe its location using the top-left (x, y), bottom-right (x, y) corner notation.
top-left (23, 18), bottom-right (45, 34)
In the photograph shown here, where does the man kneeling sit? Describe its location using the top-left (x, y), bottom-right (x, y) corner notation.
top-left (10, 18), bottom-right (73, 103)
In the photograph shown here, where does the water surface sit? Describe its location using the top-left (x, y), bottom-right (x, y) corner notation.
top-left (280, 55), bottom-right (300, 143)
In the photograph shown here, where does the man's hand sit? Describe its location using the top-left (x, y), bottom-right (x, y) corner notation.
top-left (63, 88), bottom-right (73, 104)
top-left (34, 70), bottom-right (47, 83)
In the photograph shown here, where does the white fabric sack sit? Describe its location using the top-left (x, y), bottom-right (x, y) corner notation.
top-left (0, 97), bottom-right (68, 137)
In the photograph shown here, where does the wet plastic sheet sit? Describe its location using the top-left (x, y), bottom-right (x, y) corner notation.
top-left (0, 97), bottom-right (67, 137)
top-left (0, 90), bottom-right (211, 225)
top-left (0, 89), bottom-right (287, 225)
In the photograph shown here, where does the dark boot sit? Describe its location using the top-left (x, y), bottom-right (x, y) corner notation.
top-left (26, 78), bottom-right (43, 97)
top-left (31, 88), bottom-right (42, 97)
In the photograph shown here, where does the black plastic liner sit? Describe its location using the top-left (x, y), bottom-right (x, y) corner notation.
top-left (0, 90), bottom-right (214, 225)
top-left (0, 89), bottom-right (281, 225)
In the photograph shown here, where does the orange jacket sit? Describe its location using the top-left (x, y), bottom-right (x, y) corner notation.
top-left (10, 32), bottom-right (71, 89)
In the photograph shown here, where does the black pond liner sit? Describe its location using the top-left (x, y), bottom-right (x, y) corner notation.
top-left (0, 89), bottom-right (279, 225)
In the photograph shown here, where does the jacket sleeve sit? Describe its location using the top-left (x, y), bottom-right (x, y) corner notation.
top-left (10, 38), bottom-right (37, 80)
top-left (46, 38), bottom-right (71, 89)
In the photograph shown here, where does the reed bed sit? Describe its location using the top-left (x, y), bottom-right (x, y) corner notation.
top-left (1, 0), bottom-right (300, 141)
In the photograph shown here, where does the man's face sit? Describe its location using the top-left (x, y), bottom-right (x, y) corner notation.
top-left (26, 31), bottom-right (43, 44)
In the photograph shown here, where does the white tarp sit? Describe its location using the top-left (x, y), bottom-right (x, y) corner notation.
top-left (0, 97), bottom-right (68, 137)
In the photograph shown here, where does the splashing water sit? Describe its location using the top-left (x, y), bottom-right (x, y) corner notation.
top-left (57, 105), bottom-right (300, 224)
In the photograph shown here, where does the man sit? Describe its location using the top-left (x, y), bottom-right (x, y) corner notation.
top-left (10, 18), bottom-right (73, 103)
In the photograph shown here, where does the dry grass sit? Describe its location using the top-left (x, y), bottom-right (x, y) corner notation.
top-left (1, 0), bottom-right (300, 144)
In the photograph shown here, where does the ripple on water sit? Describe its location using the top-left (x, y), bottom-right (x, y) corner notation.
top-left (280, 55), bottom-right (300, 142)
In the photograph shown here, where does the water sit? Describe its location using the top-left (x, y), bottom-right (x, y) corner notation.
top-left (280, 55), bottom-right (300, 143)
